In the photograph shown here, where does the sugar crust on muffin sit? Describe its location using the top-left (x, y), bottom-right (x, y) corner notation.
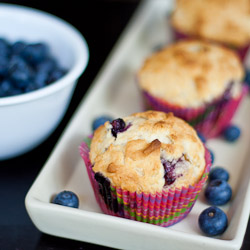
top-left (90, 111), bottom-right (206, 194)
top-left (137, 40), bottom-right (244, 108)
top-left (171, 0), bottom-right (250, 47)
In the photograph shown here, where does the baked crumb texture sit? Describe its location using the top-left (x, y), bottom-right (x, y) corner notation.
top-left (90, 111), bottom-right (206, 194)
top-left (171, 0), bottom-right (250, 47)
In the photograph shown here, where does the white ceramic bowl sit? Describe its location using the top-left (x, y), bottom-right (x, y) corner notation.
top-left (0, 4), bottom-right (89, 160)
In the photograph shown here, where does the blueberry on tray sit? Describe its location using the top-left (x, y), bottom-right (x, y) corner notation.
top-left (223, 125), bottom-right (241, 142)
top-left (92, 115), bottom-right (113, 131)
top-left (52, 190), bottom-right (79, 208)
top-left (198, 206), bottom-right (228, 236)
top-left (197, 132), bottom-right (206, 143)
top-left (208, 149), bottom-right (215, 165)
top-left (205, 179), bottom-right (232, 206)
top-left (209, 167), bottom-right (230, 182)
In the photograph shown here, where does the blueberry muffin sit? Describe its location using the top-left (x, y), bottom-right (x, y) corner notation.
top-left (80, 111), bottom-right (211, 227)
top-left (170, 0), bottom-right (250, 60)
top-left (137, 40), bottom-right (247, 138)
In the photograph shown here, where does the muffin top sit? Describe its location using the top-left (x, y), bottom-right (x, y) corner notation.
top-left (137, 40), bottom-right (244, 108)
top-left (90, 111), bottom-right (206, 194)
top-left (171, 0), bottom-right (250, 47)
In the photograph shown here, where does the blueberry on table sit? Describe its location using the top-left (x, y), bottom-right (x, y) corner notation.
top-left (198, 206), bottom-right (228, 236)
top-left (92, 115), bottom-right (113, 131)
top-left (205, 179), bottom-right (232, 206)
top-left (223, 125), bottom-right (241, 142)
top-left (209, 167), bottom-right (230, 182)
top-left (52, 190), bottom-right (79, 208)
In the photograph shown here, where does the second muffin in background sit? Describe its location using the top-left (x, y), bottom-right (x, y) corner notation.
top-left (170, 0), bottom-right (250, 61)
top-left (137, 40), bottom-right (248, 138)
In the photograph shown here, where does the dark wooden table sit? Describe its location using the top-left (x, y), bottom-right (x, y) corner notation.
top-left (0, 1), bottom-right (249, 249)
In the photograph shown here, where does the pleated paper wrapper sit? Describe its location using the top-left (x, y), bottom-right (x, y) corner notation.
top-left (79, 140), bottom-right (212, 227)
top-left (142, 84), bottom-right (248, 139)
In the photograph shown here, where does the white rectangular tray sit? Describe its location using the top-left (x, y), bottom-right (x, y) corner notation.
top-left (25, 1), bottom-right (250, 250)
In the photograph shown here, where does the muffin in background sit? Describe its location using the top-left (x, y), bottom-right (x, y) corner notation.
top-left (170, 0), bottom-right (250, 61)
top-left (80, 111), bottom-right (211, 227)
top-left (137, 40), bottom-right (247, 138)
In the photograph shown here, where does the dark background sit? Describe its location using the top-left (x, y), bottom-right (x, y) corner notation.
top-left (0, 1), bottom-right (249, 249)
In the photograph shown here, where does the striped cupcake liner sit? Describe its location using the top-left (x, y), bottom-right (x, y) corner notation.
top-left (173, 29), bottom-right (250, 62)
top-left (142, 85), bottom-right (248, 138)
top-left (79, 141), bottom-right (212, 228)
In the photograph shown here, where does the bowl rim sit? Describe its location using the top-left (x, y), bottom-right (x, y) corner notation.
top-left (0, 3), bottom-right (89, 107)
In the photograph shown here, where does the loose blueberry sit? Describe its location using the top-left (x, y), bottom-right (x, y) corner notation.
top-left (92, 115), bottom-right (113, 131)
top-left (205, 179), bottom-right (232, 206)
top-left (198, 206), bottom-right (228, 236)
top-left (111, 118), bottom-right (126, 137)
top-left (152, 43), bottom-right (164, 52)
top-left (197, 132), bottom-right (206, 143)
top-left (209, 167), bottom-right (230, 182)
top-left (197, 132), bottom-right (207, 143)
top-left (52, 190), bottom-right (79, 208)
top-left (209, 149), bottom-right (214, 165)
top-left (223, 125), bottom-right (241, 142)
top-left (244, 68), bottom-right (250, 87)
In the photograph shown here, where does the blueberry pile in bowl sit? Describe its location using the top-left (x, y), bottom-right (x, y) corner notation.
top-left (0, 38), bottom-right (67, 97)
top-left (0, 3), bottom-right (89, 160)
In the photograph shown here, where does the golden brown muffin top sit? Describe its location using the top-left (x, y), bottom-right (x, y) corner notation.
top-left (171, 0), bottom-right (250, 47)
top-left (90, 111), bottom-right (205, 194)
top-left (137, 40), bottom-right (244, 108)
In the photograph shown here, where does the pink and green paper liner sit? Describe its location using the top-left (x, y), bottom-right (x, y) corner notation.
top-left (79, 140), bottom-right (212, 228)
top-left (142, 85), bottom-right (248, 138)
